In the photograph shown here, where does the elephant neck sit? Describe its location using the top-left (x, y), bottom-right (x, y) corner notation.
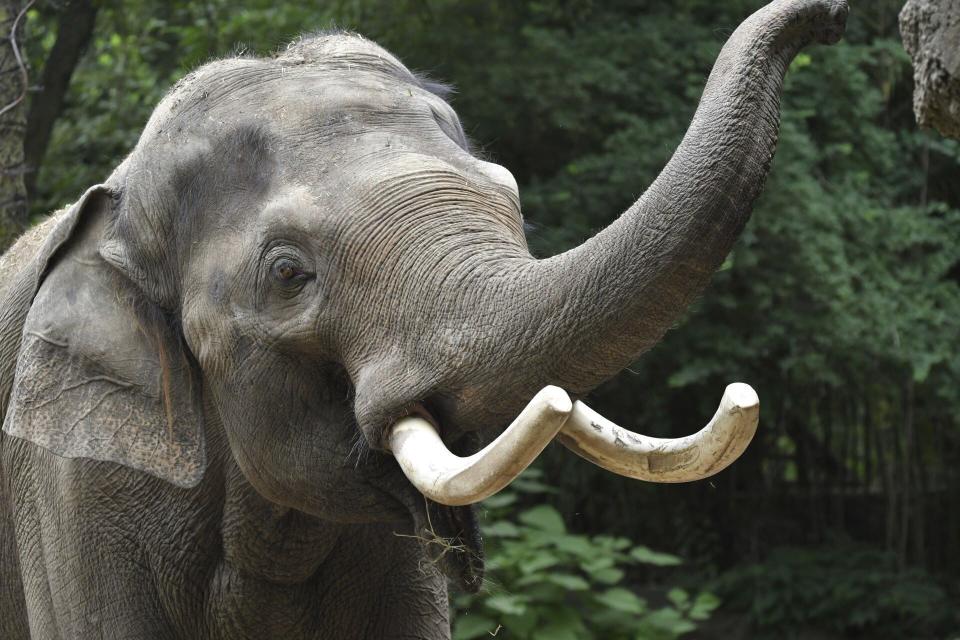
top-left (196, 389), bottom-right (340, 583)
top-left (218, 460), bottom-right (344, 584)
top-left (206, 439), bottom-right (450, 638)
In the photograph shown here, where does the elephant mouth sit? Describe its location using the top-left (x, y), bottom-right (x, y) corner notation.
top-left (383, 437), bottom-right (485, 591)
top-left (397, 402), bottom-right (485, 592)
top-left (382, 382), bottom-right (760, 590)
top-left (386, 383), bottom-right (761, 504)
top-left (416, 500), bottom-right (484, 593)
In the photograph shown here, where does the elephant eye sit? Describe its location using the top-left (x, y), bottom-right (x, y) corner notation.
top-left (271, 258), bottom-right (307, 284)
top-left (277, 262), bottom-right (297, 281)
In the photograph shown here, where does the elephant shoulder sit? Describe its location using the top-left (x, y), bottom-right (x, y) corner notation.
top-left (0, 211), bottom-right (63, 270)
top-left (0, 211), bottom-right (71, 418)
top-left (0, 213), bottom-right (64, 304)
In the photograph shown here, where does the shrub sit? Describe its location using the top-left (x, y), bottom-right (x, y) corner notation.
top-left (710, 545), bottom-right (956, 639)
top-left (451, 470), bottom-right (718, 640)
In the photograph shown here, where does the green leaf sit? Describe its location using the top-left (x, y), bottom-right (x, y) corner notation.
top-left (500, 608), bottom-right (539, 636)
top-left (643, 607), bottom-right (697, 635)
top-left (511, 478), bottom-right (560, 494)
top-left (594, 535), bottom-right (632, 551)
top-left (524, 529), bottom-right (561, 549)
top-left (588, 567), bottom-right (625, 585)
top-left (582, 556), bottom-right (615, 573)
top-left (486, 594), bottom-right (528, 616)
top-left (519, 550), bottom-right (560, 575)
top-left (518, 505), bottom-right (566, 534)
top-left (689, 592), bottom-right (721, 621)
top-left (544, 573), bottom-right (590, 591)
top-left (630, 546), bottom-right (683, 567)
top-left (482, 493), bottom-right (518, 510)
top-left (594, 587), bottom-right (647, 614)
top-left (790, 52), bottom-right (812, 70)
top-left (484, 522), bottom-right (521, 538)
top-left (452, 614), bottom-right (499, 640)
top-left (667, 588), bottom-right (690, 609)
top-left (552, 534), bottom-right (596, 558)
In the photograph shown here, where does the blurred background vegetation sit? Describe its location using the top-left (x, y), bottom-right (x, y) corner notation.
top-left (11, 0), bottom-right (960, 637)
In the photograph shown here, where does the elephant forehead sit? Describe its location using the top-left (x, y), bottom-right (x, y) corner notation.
top-left (278, 32), bottom-right (415, 83)
top-left (267, 76), bottom-right (435, 132)
top-left (144, 41), bottom-right (443, 145)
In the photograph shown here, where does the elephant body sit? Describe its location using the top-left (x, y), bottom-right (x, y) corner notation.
top-left (2, 438), bottom-right (447, 639)
top-left (0, 2), bottom-right (848, 638)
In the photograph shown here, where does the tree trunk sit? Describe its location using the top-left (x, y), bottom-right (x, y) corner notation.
top-left (898, 378), bottom-right (914, 570)
top-left (900, 0), bottom-right (960, 140)
top-left (23, 0), bottom-right (98, 198)
top-left (0, 0), bottom-right (28, 252)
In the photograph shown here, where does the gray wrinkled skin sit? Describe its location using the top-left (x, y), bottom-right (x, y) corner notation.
top-left (0, 2), bottom-right (847, 638)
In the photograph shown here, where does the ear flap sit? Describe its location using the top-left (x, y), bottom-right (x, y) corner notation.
top-left (2, 186), bottom-right (205, 488)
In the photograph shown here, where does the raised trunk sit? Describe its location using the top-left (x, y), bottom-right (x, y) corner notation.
top-left (493, 0), bottom-right (847, 399)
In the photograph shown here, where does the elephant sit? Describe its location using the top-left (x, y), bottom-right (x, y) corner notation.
top-left (0, 1), bottom-right (847, 638)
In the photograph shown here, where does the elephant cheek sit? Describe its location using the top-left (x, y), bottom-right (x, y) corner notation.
top-left (207, 364), bottom-right (410, 523)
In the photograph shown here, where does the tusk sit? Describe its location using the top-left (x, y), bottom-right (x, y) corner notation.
top-left (387, 386), bottom-right (572, 506)
top-left (557, 383), bottom-right (759, 483)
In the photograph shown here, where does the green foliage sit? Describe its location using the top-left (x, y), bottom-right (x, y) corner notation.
top-left (710, 545), bottom-right (957, 638)
top-left (24, 0), bottom-right (324, 218)
top-left (452, 470), bottom-right (719, 640)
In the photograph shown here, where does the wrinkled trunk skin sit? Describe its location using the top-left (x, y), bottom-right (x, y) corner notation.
top-left (473, 1), bottom-right (848, 417)
top-left (900, 0), bottom-right (960, 140)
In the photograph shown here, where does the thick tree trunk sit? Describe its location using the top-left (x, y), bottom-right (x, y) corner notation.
top-left (900, 0), bottom-right (960, 140)
top-left (0, 0), bottom-right (28, 252)
top-left (23, 0), bottom-right (98, 198)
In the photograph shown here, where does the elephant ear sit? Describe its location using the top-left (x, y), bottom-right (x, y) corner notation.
top-left (2, 186), bottom-right (205, 488)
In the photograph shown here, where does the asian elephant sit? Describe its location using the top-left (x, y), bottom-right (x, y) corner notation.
top-left (0, 1), bottom-right (847, 638)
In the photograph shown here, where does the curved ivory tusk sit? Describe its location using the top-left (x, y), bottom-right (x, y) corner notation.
top-left (387, 386), bottom-right (573, 506)
top-left (557, 383), bottom-right (759, 483)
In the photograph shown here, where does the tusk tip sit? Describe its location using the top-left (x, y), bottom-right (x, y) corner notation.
top-left (534, 385), bottom-right (574, 416)
top-left (725, 382), bottom-right (759, 410)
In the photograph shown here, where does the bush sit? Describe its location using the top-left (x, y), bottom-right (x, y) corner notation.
top-left (451, 470), bottom-right (719, 640)
top-left (710, 545), bottom-right (956, 639)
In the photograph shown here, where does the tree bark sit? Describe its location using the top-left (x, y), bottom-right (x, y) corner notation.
top-left (0, 0), bottom-right (28, 252)
top-left (898, 378), bottom-right (914, 570)
top-left (900, 0), bottom-right (960, 140)
top-left (23, 0), bottom-right (98, 198)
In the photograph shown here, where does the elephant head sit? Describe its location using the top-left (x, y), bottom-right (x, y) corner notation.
top-left (3, 0), bottom-right (848, 592)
